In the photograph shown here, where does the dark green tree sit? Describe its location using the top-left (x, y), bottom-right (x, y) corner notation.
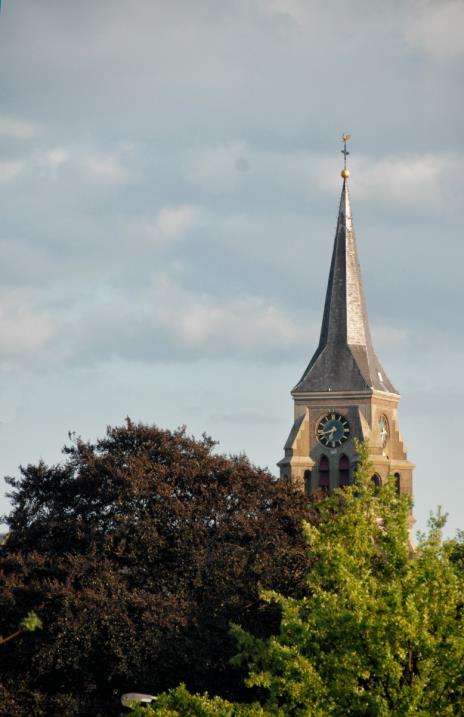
top-left (0, 420), bottom-right (314, 717)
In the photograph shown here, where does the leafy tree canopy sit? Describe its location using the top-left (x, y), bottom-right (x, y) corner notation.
top-left (138, 443), bottom-right (464, 717)
top-left (0, 420), bottom-right (314, 717)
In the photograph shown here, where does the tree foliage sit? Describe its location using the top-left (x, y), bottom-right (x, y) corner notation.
top-left (140, 443), bottom-right (464, 716)
top-left (0, 610), bottom-right (42, 647)
top-left (0, 420), bottom-right (314, 717)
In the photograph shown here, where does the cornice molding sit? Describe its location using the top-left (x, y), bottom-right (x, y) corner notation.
top-left (291, 389), bottom-right (400, 404)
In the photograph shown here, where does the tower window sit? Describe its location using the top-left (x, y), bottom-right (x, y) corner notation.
top-left (394, 472), bottom-right (400, 494)
top-left (304, 470), bottom-right (312, 495)
top-left (371, 474), bottom-right (382, 492)
top-left (319, 455), bottom-right (329, 492)
top-left (339, 454), bottom-right (350, 487)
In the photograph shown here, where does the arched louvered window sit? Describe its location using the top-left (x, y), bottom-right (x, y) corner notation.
top-left (304, 470), bottom-right (312, 495)
top-left (319, 455), bottom-right (329, 493)
top-left (371, 474), bottom-right (381, 491)
top-left (339, 454), bottom-right (350, 487)
top-left (394, 472), bottom-right (401, 494)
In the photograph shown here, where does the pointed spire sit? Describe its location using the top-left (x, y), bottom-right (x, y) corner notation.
top-left (294, 166), bottom-right (397, 395)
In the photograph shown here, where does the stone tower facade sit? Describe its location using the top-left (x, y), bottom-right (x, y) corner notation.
top-left (278, 174), bottom-right (414, 498)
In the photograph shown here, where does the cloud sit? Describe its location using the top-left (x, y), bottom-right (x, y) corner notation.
top-left (0, 1), bottom-right (416, 146)
top-left (106, 204), bottom-right (202, 250)
top-left (55, 274), bottom-right (309, 364)
top-left (405, 0), bottom-right (464, 59)
top-left (0, 160), bottom-right (24, 183)
top-left (0, 293), bottom-right (56, 365)
top-left (0, 114), bottom-right (41, 140)
top-left (267, 0), bottom-right (304, 24)
top-left (150, 277), bottom-right (306, 356)
top-left (155, 206), bottom-right (199, 239)
top-left (107, 205), bottom-right (202, 252)
top-left (314, 152), bottom-right (461, 211)
top-left (33, 144), bottom-right (137, 186)
top-left (0, 0), bottom-right (461, 539)
top-left (0, 141), bottom-right (140, 189)
top-left (182, 142), bottom-right (462, 214)
top-left (3, 135), bottom-right (458, 219)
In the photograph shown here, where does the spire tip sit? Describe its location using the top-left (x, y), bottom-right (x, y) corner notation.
top-left (341, 133), bottom-right (351, 178)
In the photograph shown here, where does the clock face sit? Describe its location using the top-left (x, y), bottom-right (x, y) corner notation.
top-left (379, 415), bottom-right (389, 448)
top-left (316, 413), bottom-right (350, 448)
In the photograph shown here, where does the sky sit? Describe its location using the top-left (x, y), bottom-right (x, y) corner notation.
top-left (0, 0), bottom-right (463, 536)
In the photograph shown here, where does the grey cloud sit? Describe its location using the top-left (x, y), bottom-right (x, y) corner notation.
top-left (1, 0), bottom-right (460, 152)
top-left (54, 277), bottom-right (311, 365)
top-left (0, 0), bottom-right (463, 534)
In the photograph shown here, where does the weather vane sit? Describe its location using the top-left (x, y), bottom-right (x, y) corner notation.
top-left (341, 133), bottom-right (351, 178)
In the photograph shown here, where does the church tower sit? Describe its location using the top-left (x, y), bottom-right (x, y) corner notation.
top-left (278, 138), bottom-right (414, 497)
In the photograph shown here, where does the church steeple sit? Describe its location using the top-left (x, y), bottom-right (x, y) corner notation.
top-left (294, 176), bottom-right (397, 395)
top-left (278, 136), bottom-right (413, 501)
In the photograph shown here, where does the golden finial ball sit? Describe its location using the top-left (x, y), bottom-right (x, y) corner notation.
top-left (341, 168), bottom-right (350, 178)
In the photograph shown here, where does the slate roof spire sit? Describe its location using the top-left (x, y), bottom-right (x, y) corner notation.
top-left (294, 167), bottom-right (397, 395)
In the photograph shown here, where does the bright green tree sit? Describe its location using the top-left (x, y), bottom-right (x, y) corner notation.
top-left (133, 442), bottom-right (464, 716)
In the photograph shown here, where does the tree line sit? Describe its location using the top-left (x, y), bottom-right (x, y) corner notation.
top-left (1, 422), bottom-right (464, 716)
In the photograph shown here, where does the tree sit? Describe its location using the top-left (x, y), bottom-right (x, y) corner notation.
top-left (138, 443), bottom-right (464, 716)
top-left (0, 420), bottom-right (314, 717)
